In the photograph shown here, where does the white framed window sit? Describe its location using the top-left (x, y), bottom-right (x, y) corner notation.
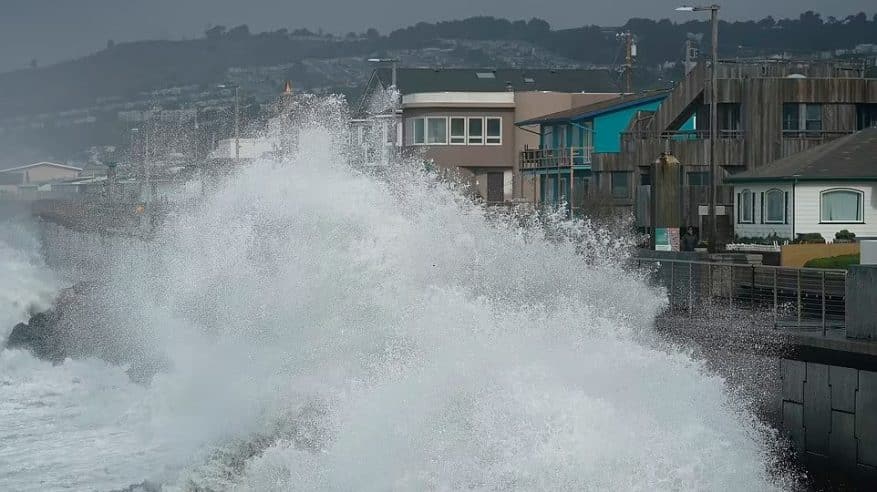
top-left (820, 188), bottom-right (864, 223)
top-left (413, 118), bottom-right (425, 145)
top-left (450, 117), bottom-right (466, 144)
top-left (467, 117), bottom-right (483, 145)
top-left (426, 117), bottom-right (447, 144)
top-left (738, 190), bottom-right (754, 224)
top-left (485, 117), bottom-right (502, 145)
top-left (764, 189), bottom-right (786, 223)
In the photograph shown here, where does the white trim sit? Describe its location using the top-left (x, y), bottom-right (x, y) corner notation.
top-left (1, 161), bottom-right (83, 173)
top-left (401, 92), bottom-right (515, 107)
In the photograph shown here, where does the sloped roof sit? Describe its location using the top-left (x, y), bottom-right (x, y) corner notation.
top-left (372, 68), bottom-right (618, 95)
top-left (516, 90), bottom-right (669, 126)
top-left (0, 161), bottom-right (83, 173)
top-left (727, 127), bottom-right (877, 183)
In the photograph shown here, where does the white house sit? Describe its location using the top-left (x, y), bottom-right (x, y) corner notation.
top-left (727, 127), bottom-right (877, 242)
top-left (0, 162), bottom-right (83, 184)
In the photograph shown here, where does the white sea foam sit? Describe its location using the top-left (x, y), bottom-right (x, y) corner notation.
top-left (0, 97), bottom-right (790, 491)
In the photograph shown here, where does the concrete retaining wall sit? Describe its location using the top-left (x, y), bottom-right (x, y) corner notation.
top-left (782, 359), bottom-right (877, 471)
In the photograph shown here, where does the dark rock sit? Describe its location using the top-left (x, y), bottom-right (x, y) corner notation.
top-left (4, 283), bottom-right (172, 384)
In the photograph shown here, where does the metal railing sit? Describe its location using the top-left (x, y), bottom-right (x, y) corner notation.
top-left (519, 146), bottom-right (592, 170)
top-left (636, 257), bottom-right (847, 335)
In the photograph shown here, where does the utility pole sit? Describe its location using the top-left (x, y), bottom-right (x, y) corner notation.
top-left (677, 4), bottom-right (720, 251)
top-left (234, 86), bottom-right (240, 160)
top-left (617, 31), bottom-right (636, 93)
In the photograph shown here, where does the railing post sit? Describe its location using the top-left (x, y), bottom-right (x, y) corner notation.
top-left (669, 261), bottom-right (675, 314)
top-left (821, 271), bottom-right (826, 335)
top-left (707, 262), bottom-right (712, 316)
top-left (773, 268), bottom-right (778, 326)
top-left (689, 262), bottom-right (694, 314)
top-left (751, 265), bottom-right (756, 309)
top-left (797, 269), bottom-right (802, 328)
top-left (729, 265), bottom-right (734, 310)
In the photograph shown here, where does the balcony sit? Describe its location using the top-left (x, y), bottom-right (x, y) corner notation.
top-left (519, 146), bottom-right (592, 172)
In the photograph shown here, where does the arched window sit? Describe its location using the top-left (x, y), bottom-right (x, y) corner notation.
top-left (820, 189), bottom-right (864, 223)
top-left (738, 189), bottom-right (754, 223)
top-left (765, 189), bottom-right (786, 223)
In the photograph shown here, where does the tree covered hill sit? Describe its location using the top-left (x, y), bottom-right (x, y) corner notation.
top-left (1, 11), bottom-right (875, 117)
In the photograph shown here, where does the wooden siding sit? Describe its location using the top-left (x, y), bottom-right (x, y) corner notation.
top-left (620, 134), bottom-right (744, 172)
top-left (794, 182), bottom-right (877, 239)
top-left (653, 64), bottom-right (706, 132)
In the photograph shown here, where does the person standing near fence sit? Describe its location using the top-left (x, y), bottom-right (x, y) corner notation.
top-left (681, 227), bottom-right (698, 252)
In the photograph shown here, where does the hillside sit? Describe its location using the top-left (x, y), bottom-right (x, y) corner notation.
top-left (0, 12), bottom-right (874, 167)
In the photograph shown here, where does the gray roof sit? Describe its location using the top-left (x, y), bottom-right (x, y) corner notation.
top-left (727, 127), bottom-right (877, 183)
top-left (373, 68), bottom-right (618, 94)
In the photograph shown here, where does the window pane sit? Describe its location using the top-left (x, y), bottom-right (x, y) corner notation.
top-left (610, 172), bottom-right (629, 198)
top-left (782, 104), bottom-right (799, 132)
top-left (741, 191), bottom-right (753, 222)
top-left (486, 117), bottom-right (501, 144)
top-left (414, 118), bottom-right (425, 144)
top-left (821, 190), bottom-right (862, 222)
top-left (766, 190), bottom-right (785, 222)
top-left (805, 104), bottom-right (822, 133)
top-left (688, 172), bottom-right (708, 186)
top-left (427, 118), bottom-right (447, 144)
top-left (450, 117), bottom-right (466, 144)
top-left (468, 117), bottom-right (483, 144)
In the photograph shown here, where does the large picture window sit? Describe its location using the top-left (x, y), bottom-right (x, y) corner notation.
top-left (820, 189), bottom-right (863, 223)
top-left (765, 189), bottom-right (785, 223)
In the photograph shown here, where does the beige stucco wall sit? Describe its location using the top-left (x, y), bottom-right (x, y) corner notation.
top-left (15, 166), bottom-right (79, 184)
top-left (403, 108), bottom-right (516, 170)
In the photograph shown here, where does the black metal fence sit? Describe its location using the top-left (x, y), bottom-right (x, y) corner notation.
top-left (635, 258), bottom-right (847, 334)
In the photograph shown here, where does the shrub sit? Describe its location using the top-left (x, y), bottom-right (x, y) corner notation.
top-left (794, 232), bottom-right (826, 244)
top-left (804, 254), bottom-right (860, 269)
top-left (835, 229), bottom-right (856, 242)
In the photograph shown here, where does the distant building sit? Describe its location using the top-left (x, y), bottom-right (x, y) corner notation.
top-left (356, 68), bottom-right (621, 203)
top-left (515, 90), bottom-right (688, 214)
top-left (0, 162), bottom-right (83, 184)
top-left (726, 127), bottom-right (877, 241)
top-left (206, 138), bottom-right (278, 160)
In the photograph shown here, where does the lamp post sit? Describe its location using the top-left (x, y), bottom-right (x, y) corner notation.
top-left (367, 58), bottom-right (400, 89)
top-left (677, 4), bottom-right (720, 251)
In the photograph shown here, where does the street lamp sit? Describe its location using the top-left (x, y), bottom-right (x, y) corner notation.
top-left (217, 84), bottom-right (241, 160)
top-left (367, 58), bottom-right (400, 89)
top-left (677, 4), bottom-right (720, 251)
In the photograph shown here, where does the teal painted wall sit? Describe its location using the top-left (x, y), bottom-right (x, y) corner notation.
top-left (592, 100), bottom-right (662, 153)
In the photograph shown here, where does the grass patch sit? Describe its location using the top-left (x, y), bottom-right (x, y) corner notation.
top-left (804, 254), bottom-right (860, 269)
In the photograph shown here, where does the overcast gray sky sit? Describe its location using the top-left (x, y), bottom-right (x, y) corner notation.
top-left (1, 0), bottom-right (873, 72)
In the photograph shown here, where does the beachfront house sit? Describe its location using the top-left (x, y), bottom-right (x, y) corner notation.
top-left (726, 127), bottom-right (877, 242)
top-left (356, 68), bottom-right (621, 203)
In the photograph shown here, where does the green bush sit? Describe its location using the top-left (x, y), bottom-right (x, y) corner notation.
top-left (794, 232), bottom-right (826, 244)
top-left (804, 254), bottom-right (860, 269)
top-left (734, 233), bottom-right (790, 245)
top-left (835, 229), bottom-right (856, 242)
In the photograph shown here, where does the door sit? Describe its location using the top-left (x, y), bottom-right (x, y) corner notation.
top-left (486, 172), bottom-right (504, 203)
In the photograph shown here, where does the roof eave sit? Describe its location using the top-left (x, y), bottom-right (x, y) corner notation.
top-left (515, 94), bottom-right (667, 127)
top-left (727, 175), bottom-right (877, 184)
